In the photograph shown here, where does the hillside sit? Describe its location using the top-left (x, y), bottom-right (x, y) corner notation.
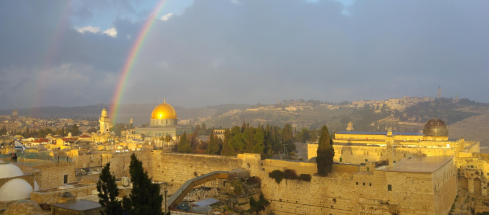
top-left (449, 107), bottom-right (489, 152)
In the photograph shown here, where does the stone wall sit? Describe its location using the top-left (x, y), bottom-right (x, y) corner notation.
top-left (250, 155), bottom-right (456, 215)
top-left (151, 152), bottom-right (243, 186)
top-left (33, 162), bottom-right (75, 190)
top-left (432, 158), bottom-right (457, 215)
top-left (73, 151), bottom-right (152, 179)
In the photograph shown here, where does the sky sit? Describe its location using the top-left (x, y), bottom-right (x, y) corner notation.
top-left (0, 0), bottom-right (488, 109)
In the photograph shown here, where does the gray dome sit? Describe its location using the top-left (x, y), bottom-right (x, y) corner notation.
top-left (423, 118), bottom-right (448, 137)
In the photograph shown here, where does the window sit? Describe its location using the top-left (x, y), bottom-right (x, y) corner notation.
top-left (340, 158), bottom-right (342, 162)
top-left (367, 167), bottom-right (370, 171)
top-left (365, 159), bottom-right (368, 162)
top-left (369, 183), bottom-right (371, 186)
top-left (363, 183), bottom-right (365, 186)
top-left (64, 175), bottom-right (68, 184)
top-left (356, 182), bottom-right (358, 185)
top-left (388, 184), bottom-right (392, 191)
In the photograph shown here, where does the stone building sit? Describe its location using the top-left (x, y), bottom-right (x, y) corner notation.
top-left (309, 118), bottom-right (489, 199)
top-left (99, 108), bottom-right (111, 134)
top-left (125, 101), bottom-right (192, 147)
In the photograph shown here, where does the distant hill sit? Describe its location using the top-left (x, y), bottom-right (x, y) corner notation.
top-left (449, 107), bottom-right (489, 153)
top-left (0, 103), bottom-right (250, 126)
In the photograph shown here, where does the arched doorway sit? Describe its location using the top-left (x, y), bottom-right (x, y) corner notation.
top-left (459, 176), bottom-right (468, 191)
top-left (474, 178), bottom-right (482, 195)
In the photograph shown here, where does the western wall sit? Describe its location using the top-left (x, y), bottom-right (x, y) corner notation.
top-left (145, 152), bottom-right (456, 215)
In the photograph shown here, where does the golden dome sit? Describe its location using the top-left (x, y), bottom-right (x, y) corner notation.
top-left (151, 102), bottom-right (177, 119)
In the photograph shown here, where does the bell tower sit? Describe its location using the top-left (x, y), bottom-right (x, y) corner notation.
top-left (99, 108), bottom-right (111, 134)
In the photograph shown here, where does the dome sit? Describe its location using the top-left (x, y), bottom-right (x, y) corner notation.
top-left (3, 200), bottom-right (43, 215)
top-left (423, 118), bottom-right (448, 137)
top-left (151, 102), bottom-right (177, 119)
top-left (0, 164), bottom-right (23, 179)
top-left (0, 179), bottom-right (33, 201)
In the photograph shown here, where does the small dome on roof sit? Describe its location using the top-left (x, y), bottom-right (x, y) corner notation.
top-left (423, 118), bottom-right (448, 137)
top-left (0, 164), bottom-right (23, 179)
top-left (0, 179), bottom-right (33, 201)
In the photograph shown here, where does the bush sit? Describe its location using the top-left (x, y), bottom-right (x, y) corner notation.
top-left (299, 174), bottom-right (312, 181)
top-left (269, 169), bottom-right (312, 183)
top-left (269, 170), bottom-right (285, 184)
top-left (246, 176), bottom-right (261, 185)
top-left (284, 169), bottom-right (298, 180)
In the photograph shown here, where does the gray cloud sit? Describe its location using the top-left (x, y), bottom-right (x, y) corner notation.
top-left (0, 0), bottom-right (488, 109)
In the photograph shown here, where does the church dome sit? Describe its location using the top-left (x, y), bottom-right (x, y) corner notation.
top-left (423, 118), bottom-right (448, 137)
top-left (151, 102), bottom-right (177, 119)
top-left (0, 164), bottom-right (23, 179)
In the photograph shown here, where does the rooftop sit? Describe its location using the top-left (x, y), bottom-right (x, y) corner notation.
top-left (378, 156), bottom-right (453, 173)
top-left (52, 200), bottom-right (101, 211)
top-left (337, 131), bottom-right (422, 136)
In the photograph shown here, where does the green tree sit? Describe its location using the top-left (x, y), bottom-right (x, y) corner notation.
top-left (178, 132), bottom-right (192, 153)
top-left (207, 130), bottom-right (219, 155)
top-left (282, 124), bottom-right (295, 153)
top-left (310, 129), bottom-right (318, 142)
top-left (122, 154), bottom-right (163, 215)
top-left (317, 125), bottom-right (335, 176)
top-left (221, 129), bottom-right (233, 156)
top-left (110, 123), bottom-right (125, 136)
top-left (70, 124), bottom-right (80, 136)
top-left (97, 163), bottom-right (124, 215)
top-left (87, 127), bottom-right (98, 133)
top-left (301, 128), bottom-right (310, 143)
top-left (61, 126), bottom-right (65, 136)
top-left (160, 135), bottom-right (173, 147)
top-left (201, 123), bottom-right (207, 130)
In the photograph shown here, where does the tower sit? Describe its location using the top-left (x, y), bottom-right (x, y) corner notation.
top-left (438, 86), bottom-right (441, 98)
top-left (130, 118), bottom-right (133, 124)
top-left (99, 108), bottom-right (111, 134)
top-left (386, 128), bottom-right (396, 166)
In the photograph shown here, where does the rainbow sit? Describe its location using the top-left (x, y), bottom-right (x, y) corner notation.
top-left (109, 0), bottom-right (169, 122)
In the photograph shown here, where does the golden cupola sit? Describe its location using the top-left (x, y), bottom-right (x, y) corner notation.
top-left (151, 100), bottom-right (177, 120)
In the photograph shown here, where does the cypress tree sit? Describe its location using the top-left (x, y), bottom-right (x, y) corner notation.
top-left (178, 132), bottom-right (192, 153)
top-left (123, 154), bottom-right (163, 215)
top-left (317, 125), bottom-right (335, 176)
top-left (207, 129), bottom-right (219, 155)
top-left (97, 163), bottom-right (124, 215)
top-left (221, 129), bottom-right (233, 156)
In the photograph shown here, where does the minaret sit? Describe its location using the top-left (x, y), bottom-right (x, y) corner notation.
top-left (130, 118), bottom-right (133, 124)
top-left (99, 108), bottom-right (111, 134)
top-left (438, 86), bottom-right (442, 98)
top-left (386, 128), bottom-right (396, 166)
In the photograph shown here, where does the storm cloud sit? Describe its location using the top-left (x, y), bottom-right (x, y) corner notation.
top-left (0, 0), bottom-right (488, 109)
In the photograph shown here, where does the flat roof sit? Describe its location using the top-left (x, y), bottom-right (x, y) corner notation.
top-left (337, 131), bottom-right (422, 136)
top-left (52, 200), bottom-right (101, 211)
top-left (378, 156), bottom-right (453, 173)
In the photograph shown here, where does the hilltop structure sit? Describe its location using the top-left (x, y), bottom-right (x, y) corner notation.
top-left (99, 108), bottom-right (111, 134)
top-left (125, 101), bottom-right (192, 147)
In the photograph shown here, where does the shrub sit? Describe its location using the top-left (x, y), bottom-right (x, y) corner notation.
top-left (284, 169), bottom-right (298, 180)
top-left (269, 170), bottom-right (285, 184)
top-left (232, 180), bottom-right (243, 195)
top-left (299, 174), bottom-right (312, 181)
top-left (246, 176), bottom-right (261, 185)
